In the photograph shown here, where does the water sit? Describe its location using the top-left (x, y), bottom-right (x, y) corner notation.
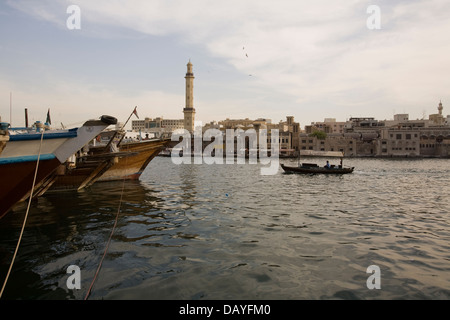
top-left (0, 157), bottom-right (449, 300)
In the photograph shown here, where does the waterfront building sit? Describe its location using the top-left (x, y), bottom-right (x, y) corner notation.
top-left (419, 127), bottom-right (450, 157)
top-left (299, 101), bottom-right (449, 158)
top-left (343, 117), bottom-right (385, 132)
top-left (131, 119), bottom-right (146, 132)
top-left (218, 118), bottom-right (272, 130)
top-left (299, 133), bottom-right (359, 156)
top-left (131, 117), bottom-right (184, 137)
top-left (270, 116), bottom-right (300, 156)
top-left (306, 118), bottom-right (346, 134)
top-left (378, 127), bottom-right (421, 157)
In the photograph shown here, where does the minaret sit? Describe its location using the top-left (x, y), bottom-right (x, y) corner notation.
top-left (183, 60), bottom-right (196, 133)
top-left (438, 100), bottom-right (443, 116)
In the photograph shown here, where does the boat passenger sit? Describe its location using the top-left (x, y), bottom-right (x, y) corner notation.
top-left (324, 160), bottom-right (330, 169)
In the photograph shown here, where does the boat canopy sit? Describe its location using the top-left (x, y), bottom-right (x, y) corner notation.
top-left (299, 150), bottom-right (344, 157)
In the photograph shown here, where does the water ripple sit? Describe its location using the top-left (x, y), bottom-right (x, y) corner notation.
top-left (0, 157), bottom-right (449, 299)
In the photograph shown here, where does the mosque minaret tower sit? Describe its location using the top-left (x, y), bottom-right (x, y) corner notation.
top-left (183, 60), bottom-right (196, 133)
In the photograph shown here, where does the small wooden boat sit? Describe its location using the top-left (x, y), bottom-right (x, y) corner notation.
top-left (281, 150), bottom-right (354, 175)
top-left (281, 163), bottom-right (354, 174)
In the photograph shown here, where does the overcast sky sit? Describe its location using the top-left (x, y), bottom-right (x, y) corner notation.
top-left (1, 0), bottom-right (450, 129)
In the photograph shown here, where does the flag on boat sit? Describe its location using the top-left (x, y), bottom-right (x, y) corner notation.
top-left (133, 106), bottom-right (139, 119)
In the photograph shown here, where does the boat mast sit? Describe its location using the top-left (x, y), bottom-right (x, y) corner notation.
top-left (25, 108), bottom-right (29, 128)
top-left (9, 92), bottom-right (12, 127)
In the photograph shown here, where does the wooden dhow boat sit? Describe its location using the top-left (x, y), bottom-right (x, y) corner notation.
top-left (93, 137), bottom-right (170, 182)
top-left (41, 131), bottom-right (170, 192)
top-left (281, 150), bottom-right (354, 175)
top-left (0, 115), bottom-right (117, 219)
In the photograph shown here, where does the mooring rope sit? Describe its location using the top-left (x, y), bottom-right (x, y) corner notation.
top-left (0, 129), bottom-right (45, 298)
top-left (84, 151), bottom-right (127, 300)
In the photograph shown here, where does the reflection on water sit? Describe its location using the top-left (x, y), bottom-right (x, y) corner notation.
top-left (0, 157), bottom-right (449, 299)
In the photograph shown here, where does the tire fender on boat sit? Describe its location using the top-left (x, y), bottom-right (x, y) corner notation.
top-left (100, 115), bottom-right (118, 125)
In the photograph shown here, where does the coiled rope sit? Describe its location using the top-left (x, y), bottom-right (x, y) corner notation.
top-left (0, 130), bottom-right (45, 298)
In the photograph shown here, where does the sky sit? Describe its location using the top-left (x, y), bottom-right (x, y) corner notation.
top-left (1, 0), bottom-right (450, 130)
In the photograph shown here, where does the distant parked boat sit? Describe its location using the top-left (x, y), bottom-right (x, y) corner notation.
top-left (0, 115), bottom-right (117, 219)
top-left (281, 150), bottom-right (355, 175)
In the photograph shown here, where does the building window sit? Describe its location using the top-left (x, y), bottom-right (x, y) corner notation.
top-left (406, 134), bottom-right (411, 140)
top-left (396, 134), bottom-right (402, 139)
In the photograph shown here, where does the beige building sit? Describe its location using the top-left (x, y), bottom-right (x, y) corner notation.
top-left (218, 118), bottom-right (272, 130)
top-left (305, 101), bottom-right (449, 157)
top-left (306, 118), bottom-right (346, 134)
top-left (272, 116), bottom-right (300, 156)
top-left (419, 127), bottom-right (450, 157)
top-left (378, 128), bottom-right (421, 157)
top-left (299, 133), bottom-right (359, 156)
top-left (131, 117), bottom-right (184, 136)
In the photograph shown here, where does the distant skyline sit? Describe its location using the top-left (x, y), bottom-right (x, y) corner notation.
top-left (1, 0), bottom-right (450, 130)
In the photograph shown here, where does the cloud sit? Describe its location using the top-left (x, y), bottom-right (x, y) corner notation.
top-left (0, 77), bottom-right (184, 128)
top-left (4, 0), bottom-right (450, 124)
